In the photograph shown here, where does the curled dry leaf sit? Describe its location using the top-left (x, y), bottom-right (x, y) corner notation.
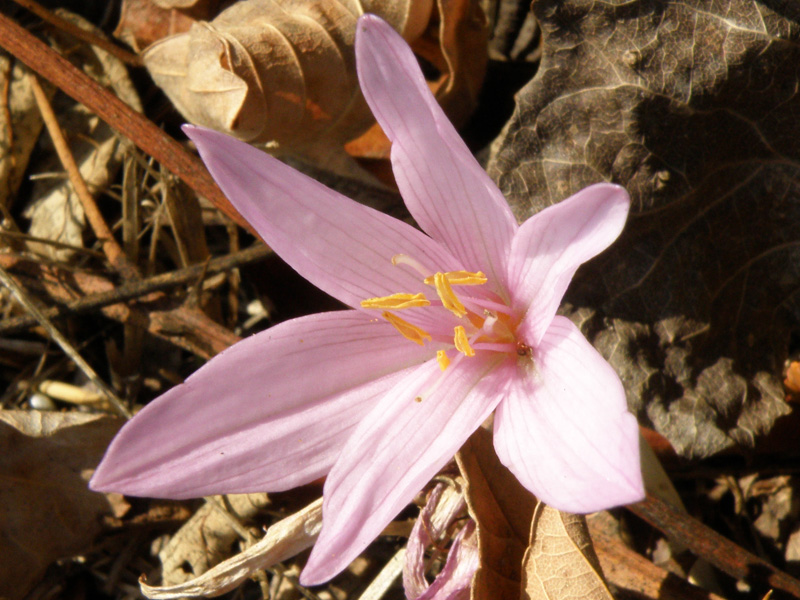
top-left (523, 505), bottom-right (612, 600)
top-left (488, 0), bottom-right (799, 458)
top-left (0, 410), bottom-right (121, 600)
top-left (143, 0), bottom-right (433, 150)
top-left (141, 498), bottom-right (322, 599)
top-left (455, 426), bottom-right (536, 599)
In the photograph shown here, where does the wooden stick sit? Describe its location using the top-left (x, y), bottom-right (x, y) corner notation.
top-left (628, 492), bottom-right (800, 598)
top-left (30, 75), bottom-right (139, 281)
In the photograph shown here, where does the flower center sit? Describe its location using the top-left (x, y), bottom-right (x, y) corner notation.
top-left (360, 256), bottom-right (523, 370)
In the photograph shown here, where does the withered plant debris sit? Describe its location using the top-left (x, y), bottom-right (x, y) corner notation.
top-left (488, 0), bottom-right (800, 458)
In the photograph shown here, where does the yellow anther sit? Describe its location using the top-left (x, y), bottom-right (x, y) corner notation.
top-left (437, 350), bottom-right (450, 371)
top-left (432, 272), bottom-right (467, 318)
top-left (382, 312), bottom-right (432, 346)
top-left (361, 293), bottom-right (430, 310)
top-left (424, 270), bottom-right (487, 286)
top-left (454, 325), bottom-right (475, 357)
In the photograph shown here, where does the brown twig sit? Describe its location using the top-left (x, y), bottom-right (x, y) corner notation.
top-left (30, 74), bottom-right (139, 281)
top-left (0, 11), bottom-right (254, 236)
top-left (0, 263), bottom-right (131, 418)
top-left (0, 245), bottom-right (271, 335)
top-left (628, 492), bottom-right (800, 598)
top-left (1, 254), bottom-right (240, 359)
top-left (10, 0), bottom-right (143, 66)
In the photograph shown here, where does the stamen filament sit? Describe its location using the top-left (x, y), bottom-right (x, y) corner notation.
top-left (454, 325), bottom-right (475, 357)
top-left (424, 270), bottom-right (487, 286)
top-left (361, 293), bottom-right (430, 310)
top-left (433, 272), bottom-right (467, 318)
top-left (436, 350), bottom-right (450, 371)
top-left (472, 342), bottom-right (518, 353)
top-left (391, 254), bottom-right (431, 278)
top-left (467, 297), bottom-right (515, 316)
top-left (382, 312), bottom-right (432, 346)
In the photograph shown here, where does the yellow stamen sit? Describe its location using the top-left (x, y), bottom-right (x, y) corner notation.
top-left (382, 311), bottom-right (432, 346)
top-left (437, 350), bottom-right (450, 371)
top-left (454, 325), bottom-right (475, 357)
top-left (424, 270), bottom-right (487, 286)
top-left (432, 272), bottom-right (467, 318)
top-left (361, 293), bottom-right (430, 310)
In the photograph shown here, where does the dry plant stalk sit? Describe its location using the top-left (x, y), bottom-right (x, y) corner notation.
top-left (143, 0), bottom-right (434, 148)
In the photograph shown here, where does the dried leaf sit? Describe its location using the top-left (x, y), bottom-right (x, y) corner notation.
top-left (160, 493), bottom-right (271, 585)
top-left (488, 0), bottom-right (798, 458)
top-left (141, 498), bottom-right (322, 599)
top-left (143, 0), bottom-right (434, 150)
top-left (455, 426), bottom-right (536, 599)
top-left (0, 410), bottom-right (121, 600)
top-left (523, 504), bottom-right (612, 600)
top-left (430, 0), bottom-right (488, 127)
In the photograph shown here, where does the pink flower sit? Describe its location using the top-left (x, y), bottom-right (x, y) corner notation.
top-left (90, 14), bottom-right (644, 586)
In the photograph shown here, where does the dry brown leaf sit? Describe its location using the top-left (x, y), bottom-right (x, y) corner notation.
top-left (143, 0), bottom-right (433, 151)
top-left (141, 497), bottom-right (322, 599)
top-left (0, 410), bottom-right (121, 600)
top-left (160, 493), bottom-right (271, 585)
top-left (430, 0), bottom-right (488, 127)
top-left (455, 425), bottom-right (536, 599)
top-left (523, 504), bottom-right (612, 600)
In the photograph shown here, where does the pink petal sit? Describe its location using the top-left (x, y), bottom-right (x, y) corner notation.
top-left (299, 356), bottom-right (514, 585)
top-left (90, 311), bottom-right (438, 499)
top-left (184, 125), bottom-right (463, 311)
top-left (355, 16), bottom-right (517, 292)
top-left (507, 183), bottom-right (630, 345)
top-left (493, 316), bottom-right (644, 514)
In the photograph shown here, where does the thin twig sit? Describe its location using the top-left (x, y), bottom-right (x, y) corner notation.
top-left (10, 0), bottom-right (143, 66)
top-left (0, 264), bottom-right (131, 418)
top-left (628, 492), bottom-right (800, 598)
top-left (0, 245), bottom-right (271, 335)
top-left (30, 74), bottom-right (139, 281)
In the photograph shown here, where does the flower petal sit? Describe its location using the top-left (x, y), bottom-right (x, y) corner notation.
top-left (355, 15), bottom-right (517, 290)
top-left (493, 316), bottom-right (644, 514)
top-left (90, 311), bottom-right (438, 499)
top-left (299, 355), bottom-right (513, 585)
top-left (508, 183), bottom-right (630, 345)
top-left (184, 125), bottom-right (463, 310)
